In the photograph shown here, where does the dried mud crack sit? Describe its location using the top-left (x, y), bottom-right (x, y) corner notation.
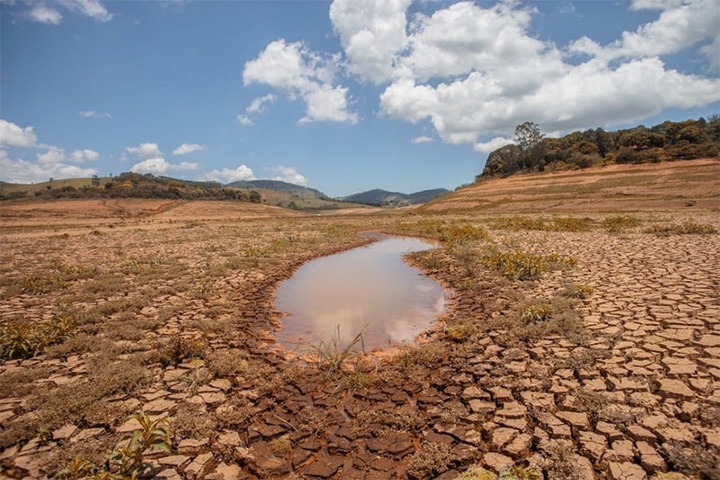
top-left (0, 201), bottom-right (718, 479)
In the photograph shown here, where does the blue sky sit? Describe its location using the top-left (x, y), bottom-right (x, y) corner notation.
top-left (1, 0), bottom-right (718, 197)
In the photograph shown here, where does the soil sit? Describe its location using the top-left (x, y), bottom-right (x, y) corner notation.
top-left (0, 160), bottom-right (719, 479)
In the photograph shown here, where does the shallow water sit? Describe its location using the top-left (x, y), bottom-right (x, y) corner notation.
top-left (274, 234), bottom-right (446, 351)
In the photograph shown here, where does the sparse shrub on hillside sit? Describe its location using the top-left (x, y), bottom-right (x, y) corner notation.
top-left (603, 215), bottom-right (642, 233)
top-left (441, 223), bottom-right (491, 244)
top-left (645, 221), bottom-right (717, 235)
top-left (489, 216), bottom-right (592, 232)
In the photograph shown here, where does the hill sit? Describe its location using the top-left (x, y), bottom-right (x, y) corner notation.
top-left (342, 188), bottom-right (450, 206)
top-left (0, 173), bottom-right (363, 211)
top-left (422, 157), bottom-right (719, 212)
top-left (226, 180), bottom-right (327, 199)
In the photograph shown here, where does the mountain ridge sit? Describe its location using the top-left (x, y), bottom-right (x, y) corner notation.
top-left (341, 188), bottom-right (450, 206)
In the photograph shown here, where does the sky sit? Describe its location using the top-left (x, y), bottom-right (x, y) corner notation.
top-left (1, 0), bottom-right (718, 197)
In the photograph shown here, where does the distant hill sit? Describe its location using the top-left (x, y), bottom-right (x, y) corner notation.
top-left (342, 188), bottom-right (450, 206)
top-left (227, 180), bottom-right (327, 199)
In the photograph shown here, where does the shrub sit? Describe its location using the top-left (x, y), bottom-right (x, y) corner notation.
top-left (483, 250), bottom-right (575, 280)
top-left (0, 313), bottom-right (77, 360)
top-left (645, 221), bottom-right (717, 235)
top-left (520, 303), bottom-right (554, 323)
top-left (406, 442), bottom-right (454, 479)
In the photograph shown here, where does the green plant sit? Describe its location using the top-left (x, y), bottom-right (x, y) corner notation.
top-left (55, 455), bottom-right (97, 479)
top-left (0, 313), bottom-right (77, 360)
top-left (646, 221), bottom-right (717, 235)
top-left (558, 283), bottom-right (595, 299)
top-left (446, 322), bottom-right (476, 342)
top-left (442, 223), bottom-right (491, 244)
top-left (520, 303), bottom-right (553, 323)
top-left (483, 250), bottom-right (575, 280)
top-left (310, 326), bottom-right (365, 376)
top-left (499, 466), bottom-right (542, 480)
top-left (603, 215), bottom-right (641, 233)
top-left (458, 466), bottom-right (498, 480)
top-left (106, 411), bottom-right (173, 478)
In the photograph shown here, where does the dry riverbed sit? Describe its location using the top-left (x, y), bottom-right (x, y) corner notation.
top-left (0, 200), bottom-right (718, 479)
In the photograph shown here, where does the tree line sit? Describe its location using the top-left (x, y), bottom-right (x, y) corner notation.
top-left (479, 117), bottom-right (720, 178)
top-left (1, 172), bottom-right (263, 203)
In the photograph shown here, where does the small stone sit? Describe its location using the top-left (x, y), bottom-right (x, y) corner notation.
top-left (184, 452), bottom-right (214, 479)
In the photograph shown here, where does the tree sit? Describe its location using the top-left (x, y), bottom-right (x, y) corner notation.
top-left (514, 121), bottom-right (545, 170)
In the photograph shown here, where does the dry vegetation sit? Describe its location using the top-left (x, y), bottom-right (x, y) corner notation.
top-left (0, 160), bottom-right (719, 479)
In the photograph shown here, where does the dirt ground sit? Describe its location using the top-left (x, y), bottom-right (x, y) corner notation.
top-left (0, 162), bottom-right (719, 479)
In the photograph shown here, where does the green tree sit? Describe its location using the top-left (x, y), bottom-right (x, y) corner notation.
top-left (514, 121), bottom-right (545, 170)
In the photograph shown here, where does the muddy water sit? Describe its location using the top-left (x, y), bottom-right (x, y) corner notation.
top-left (275, 234), bottom-right (446, 351)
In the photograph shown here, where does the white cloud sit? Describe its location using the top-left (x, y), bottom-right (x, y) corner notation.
top-left (126, 142), bottom-right (163, 160)
top-left (37, 147), bottom-right (67, 164)
top-left (29, 6), bottom-right (62, 24)
top-left (201, 165), bottom-right (257, 183)
top-left (569, 0), bottom-right (718, 62)
top-left (474, 137), bottom-right (513, 154)
top-left (69, 149), bottom-right (99, 162)
top-left (237, 115), bottom-right (254, 126)
top-left (79, 110), bottom-right (112, 119)
top-left (0, 119), bottom-right (37, 147)
top-left (58, 0), bottom-right (113, 22)
top-left (269, 166), bottom-right (308, 186)
top-left (243, 39), bottom-right (358, 124)
top-left (0, 154), bottom-right (96, 183)
top-left (173, 143), bottom-right (205, 156)
top-left (374, 1), bottom-right (720, 146)
top-left (246, 94), bottom-right (277, 114)
top-left (329, 0), bottom-right (411, 83)
top-left (299, 84), bottom-right (357, 125)
top-left (129, 158), bottom-right (198, 175)
top-left (411, 135), bottom-right (434, 144)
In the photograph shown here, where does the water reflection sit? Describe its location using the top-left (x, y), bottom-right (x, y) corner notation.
top-left (274, 234), bottom-right (446, 350)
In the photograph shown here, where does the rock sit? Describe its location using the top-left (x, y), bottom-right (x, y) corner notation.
top-left (184, 453), bottom-right (214, 479)
top-left (491, 428), bottom-right (517, 449)
top-left (159, 455), bottom-right (190, 467)
top-left (302, 454), bottom-right (344, 478)
top-left (217, 430), bottom-right (242, 447)
top-left (483, 452), bottom-right (514, 473)
top-left (143, 398), bottom-right (177, 414)
top-left (504, 433), bottom-right (532, 459)
top-left (606, 440), bottom-right (634, 463)
top-left (636, 441), bottom-right (666, 472)
top-left (579, 431), bottom-right (607, 461)
top-left (556, 410), bottom-right (590, 429)
top-left (52, 424), bottom-right (78, 441)
top-left (627, 424), bottom-right (657, 444)
top-left (156, 468), bottom-right (183, 480)
top-left (657, 379), bottom-right (695, 399)
top-left (608, 462), bottom-right (647, 480)
top-left (366, 431), bottom-right (414, 457)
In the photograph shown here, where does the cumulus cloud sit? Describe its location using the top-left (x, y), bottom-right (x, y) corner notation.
top-left (243, 39), bottom-right (358, 124)
top-left (79, 110), bottom-right (112, 119)
top-left (130, 158), bottom-right (199, 175)
top-left (29, 6), bottom-right (62, 24)
top-left (411, 135), bottom-right (434, 144)
top-left (374, 0), bottom-right (720, 145)
top-left (0, 154), bottom-right (97, 183)
top-left (201, 165), bottom-right (257, 183)
top-left (126, 142), bottom-right (198, 175)
top-left (329, 0), bottom-right (411, 83)
top-left (269, 166), bottom-right (308, 185)
top-left (569, 0), bottom-right (718, 63)
top-left (69, 149), bottom-right (99, 162)
top-left (0, 119), bottom-right (37, 147)
top-left (173, 143), bottom-right (205, 156)
top-left (246, 94), bottom-right (277, 114)
top-left (126, 142), bottom-right (163, 160)
top-left (474, 137), bottom-right (513, 154)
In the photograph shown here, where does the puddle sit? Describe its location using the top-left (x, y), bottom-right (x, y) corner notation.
top-left (274, 234), bottom-right (446, 351)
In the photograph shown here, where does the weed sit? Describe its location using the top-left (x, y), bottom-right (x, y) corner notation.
top-left (458, 466), bottom-right (499, 480)
top-left (662, 441), bottom-right (720, 479)
top-left (107, 411), bottom-right (173, 475)
top-left (173, 403), bottom-right (216, 440)
top-left (603, 215), bottom-right (641, 233)
top-left (55, 455), bottom-right (96, 479)
top-left (207, 349), bottom-right (249, 379)
top-left (646, 221), bottom-right (717, 235)
top-left (541, 440), bottom-right (583, 480)
top-left (520, 303), bottom-right (554, 323)
top-left (499, 466), bottom-right (543, 480)
top-left (269, 435), bottom-right (292, 457)
top-left (0, 312), bottom-right (77, 360)
top-left (558, 283), bottom-right (595, 299)
top-left (446, 322), bottom-right (476, 342)
top-left (483, 250), bottom-right (575, 280)
top-left (406, 441), bottom-right (454, 479)
top-left (20, 274), bottom-right (66, 295)
top-left (309, 326), bottom-right (365, 376)
top-left (650, 474), bottom-right (691, 480)
top-left (442, 223), bottom-right (491, 244)
top-left (490, 216), bottom-right (592, 232)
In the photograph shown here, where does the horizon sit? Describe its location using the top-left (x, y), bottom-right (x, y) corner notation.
top-left (1, 0), bottom-right (718, 197)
